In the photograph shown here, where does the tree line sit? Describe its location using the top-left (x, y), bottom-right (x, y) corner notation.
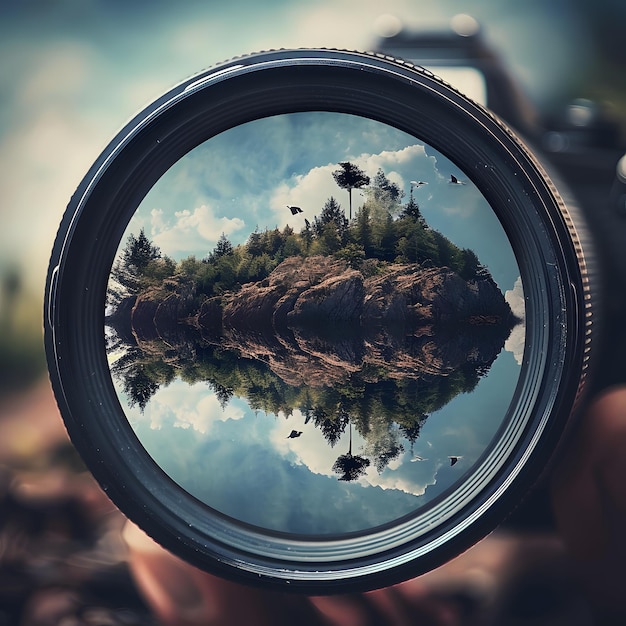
top-left (108, 164), bottom-right (491, 308)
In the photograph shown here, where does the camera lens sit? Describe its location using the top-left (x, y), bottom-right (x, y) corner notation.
top-left (45, 49), bottom-right (595, 593)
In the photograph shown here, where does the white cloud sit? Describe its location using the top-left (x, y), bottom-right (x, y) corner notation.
top-left (269, 144), bottom-right (430, 228)
top-left (268, 410), bottom-right (436, 499)
top-left (505, 276), bottom-right (526, 365)
top-left (270, 164), bottom-right (341, 227)
top-left (150, 203), bottom-right (245, 258)
top-left (269, 409), bottom-right (348, 477)
top-left (362, 461), bottom-right (436, 497)
top-left (505, 276), bottom-right (525, 319)
top-left (356, 144), bottom-right (428, 172)
top-left (150, 208), bottom-right (167, 233)
top-left (127, 379), bottom-right (245, 434)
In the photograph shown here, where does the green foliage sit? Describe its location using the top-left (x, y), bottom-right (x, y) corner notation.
top-left (313, 197), bottom-right (348, 244)
top-left (401, 197), bottom-right (425, 225)
top-left (111, 346), bottom-right (177, 411)
top-left (369, 168), bottom-right (404, 208)
top-left (212, 233), bottom-right (234, 259)
top-left (108, 164), bottom-right (493, 317)
top-left (332, 161), bottom-right (370, 219)
top-left (109, 228), bottom-right (167, 304)
top-left (334, 243), bottom-right (366, 269)
top-left (353, 204), bottom-right (373, 255)
top-left (333, 450), bottom-right (370, 482)
top-left (124, 228), bottom-right (162, 270)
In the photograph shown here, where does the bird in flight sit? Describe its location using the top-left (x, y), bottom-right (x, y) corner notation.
top-left (448, 455), bottom-right (463, 466)
top-left (287, 430), bottom-right (303, 439)
top-left (410, 180), bottom-right (428, 188)
top-left (449, 175), bottom-right (466, 185)
top-left (410, 455), bottom-right (428, 462)
top-left (287, 205), bottom-right (303, 215)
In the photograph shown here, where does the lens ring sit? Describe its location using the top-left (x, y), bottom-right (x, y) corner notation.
top-left (45, 49), bottom-right (594, 593)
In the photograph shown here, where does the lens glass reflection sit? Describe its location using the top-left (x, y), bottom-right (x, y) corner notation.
top-left (105, 112), bottom-right (525, 536)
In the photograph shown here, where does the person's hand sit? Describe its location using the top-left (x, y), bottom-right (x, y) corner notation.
top-left (123, 521), bottom-right (462, 626)
top-left (551, 385), bottom-right (626, 620)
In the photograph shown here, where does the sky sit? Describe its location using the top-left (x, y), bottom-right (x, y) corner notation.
top-left (123, 347), bottom-right (522, 536)
top-left (0, 0), bottom-right (598, 307)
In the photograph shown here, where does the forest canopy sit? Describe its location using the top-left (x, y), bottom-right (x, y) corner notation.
top-left (109, 166), bottom-right (491, 308)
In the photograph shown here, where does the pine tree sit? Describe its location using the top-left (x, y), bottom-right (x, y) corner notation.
top-left (246, 229), bottom-right (263, 257)
top-left (109, 228), bottom-right (161, 302)
top-left (371, 168), bottom-right (404, 204)
top-left (213, 233), bottom-right (234, 258)
top-left (401, 197), bottom-right (425, 226)
top-left (332, 162), bottom-right (370, 220)
top-left (314, 197), bottom-right (348, 245)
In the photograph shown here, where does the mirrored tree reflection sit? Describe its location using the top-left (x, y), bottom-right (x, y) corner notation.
top-left (333, 422), bottom-right (370, 481)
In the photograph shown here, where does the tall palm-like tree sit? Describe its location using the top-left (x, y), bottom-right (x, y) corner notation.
top-left (332, 162), bottom-right (370, 220)
top-left (332, 422), bottom-right (370, 482)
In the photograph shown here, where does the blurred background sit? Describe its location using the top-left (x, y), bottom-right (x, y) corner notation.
top-left (1, 0), bottom-right (625, 624)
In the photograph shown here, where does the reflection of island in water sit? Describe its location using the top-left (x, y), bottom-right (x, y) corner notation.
top-left (106, 155), bottom-right (526, 532)
top-left (107, 251), bottom-right (518, 479)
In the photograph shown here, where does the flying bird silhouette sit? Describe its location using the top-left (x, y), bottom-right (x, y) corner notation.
top-left (287, 430), bottom-right (303, 439)
top-left (410, 180), bottom-right (428, 188)
top-left (448, 455), bottom-right (463, 466)
top-left (449, 175), bottom-right (466, 185)
top-left (287, 205), bottom-right (303, 215)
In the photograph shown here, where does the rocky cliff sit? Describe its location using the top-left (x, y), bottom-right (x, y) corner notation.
top-left (192, 255), bottom-right (515, 387)
top-left (107, 255), bottom-right (517, 388)
top-left (197, 255), bottom-right (514, 333)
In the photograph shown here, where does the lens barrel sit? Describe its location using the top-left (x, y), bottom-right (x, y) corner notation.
top-left (45, 49), bottom-right (595, 593)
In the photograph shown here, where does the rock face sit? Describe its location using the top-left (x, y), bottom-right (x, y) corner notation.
top-left (197, 255), bottom-right (514, 334)
top-left (130, 294), bottom-right (161, 342)
top-left (198, 256), bottom-right (365, 333)
top-left (108, 282), bottom-right (199, 353)
top-left (108, 255), bottom-right (517, 388)
top-left (362, 265), bottom-right (510, 326)
top-left (190, 255), bottom-right (516, 387)
top-left (105, 295), bottom-right (137, 345)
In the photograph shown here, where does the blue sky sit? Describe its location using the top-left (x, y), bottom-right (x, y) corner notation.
top-left (122, 347), bottom-right (521, 536)
top-left (123, 111), bottom-right (522, 293)
top-left (0, 0), bottom-right (594, 302)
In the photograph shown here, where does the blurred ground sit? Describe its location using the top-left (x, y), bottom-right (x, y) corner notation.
top-left (0, 380), bottom-right (157, 625)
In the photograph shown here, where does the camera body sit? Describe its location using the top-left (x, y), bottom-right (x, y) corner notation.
top-left (376, 23), bottom-right (626, 393)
